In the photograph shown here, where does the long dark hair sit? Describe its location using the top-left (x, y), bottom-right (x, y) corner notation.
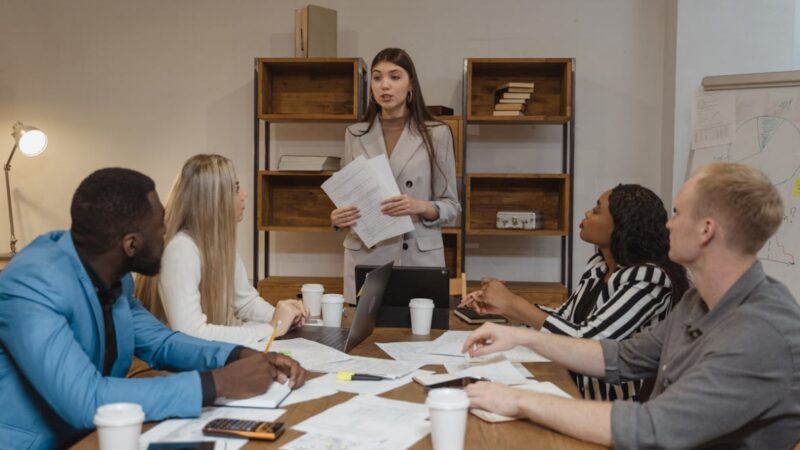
top-left (608, 184), bottom-right (690, 302)
top-left (351, 48), bottom-right (446, 195)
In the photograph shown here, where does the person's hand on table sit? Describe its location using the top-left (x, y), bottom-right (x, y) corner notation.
top-left (273, 299), bottom-right (309, 336)
top-left (461, 322), bottom-right (532, 358)
top-left (211, 352), bottom-right (307, 399)
top-left (465, 381), bottom-right (523, 418)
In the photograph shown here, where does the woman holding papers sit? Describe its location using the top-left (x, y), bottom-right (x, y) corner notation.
top-left (330, 48), bottom-right (460, 303)
top-left (460, 184), bottom-right (689, 400)
top-left (136, 154), bottom-right (308, 349)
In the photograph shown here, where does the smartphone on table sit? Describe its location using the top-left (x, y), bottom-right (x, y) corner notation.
top-left (424, 376), bottom-right (486, 391)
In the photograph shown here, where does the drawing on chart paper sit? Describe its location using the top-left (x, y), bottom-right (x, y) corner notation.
top-left (691, 86), bottom-right (800, 298)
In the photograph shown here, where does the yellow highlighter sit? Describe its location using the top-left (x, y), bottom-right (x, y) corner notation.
top-left (336, 371), bottom-right (386, 381)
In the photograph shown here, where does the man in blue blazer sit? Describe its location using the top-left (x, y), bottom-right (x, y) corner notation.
top-left (0, 168), bottom-right (306, 449)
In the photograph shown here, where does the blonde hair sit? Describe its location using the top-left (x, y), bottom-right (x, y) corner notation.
top-left (135, 154), bottom-right (238, 325)
top-left (692, 163), bottom-right (783, 255)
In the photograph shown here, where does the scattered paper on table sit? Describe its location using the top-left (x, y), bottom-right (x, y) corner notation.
top-left (444, 358), bottom-right (529, 385)
top-left (140, 406), bottom-right (284, 450)
top-left (292, 395), bottom-right (430, 450)
top-left (281, 375), bottom-right (340, 407)
top-left (376, 341), bottom-right (466, 365)
top-left (269, 338), bottom-right (352, 368)
top-left (470, 380), bottom-right (572, 423)
top-left (306, 355), bottom-right (421, 379)
top-left (427, 330), bottom-right (549, 362)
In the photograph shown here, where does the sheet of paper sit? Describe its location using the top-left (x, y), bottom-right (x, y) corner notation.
top-left (376, 341), bottom-right (466, 365)
top-left (281, 432), bottom-right (387, 450)
top-left (426, 330), bottom-right (471, 356)
top-left (281, 375), bottom-right (341, 407)
top-left (328, 369), bottom-right (432, 396)
top-left (691, 89), bottom-right (736, 149)
top-left (321, 155), bottom-right (414, 248)
top-left (428, 330), bottom-right (550, 363)
top-left (469, 380), bottom-right (572, 423)
top-left (305, 355), bottom-right (422, 379)
top-left (140, 406), bottom-right (285, 450)
top-left (215, 381), bottom-right (291, 409)
top-left (269, 338), bottom-right (352, 367)
top-left (443, 359), bottom-right (529, 385)
top-left (291, 395), bottom-right (430, 450)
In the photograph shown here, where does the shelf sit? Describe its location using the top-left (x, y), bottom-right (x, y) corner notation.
top-left (465, 58), bottom-right (573, 123)
top-left (442, 227), bottom-right (462, 277)
top-left (257, 58), bottom-right (366, 122)
top-left (258, 276), bottom-right (343, 306)
top-left (467, 280), bottom-right (567, 309)
top-left (465, 174), bottom-right (570, 236)
top-left (257, 171), bottom-right (334, 231)
top-left (435, 115), bottom-right (463, 174)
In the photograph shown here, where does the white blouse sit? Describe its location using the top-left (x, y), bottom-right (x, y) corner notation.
top-left (158, 231), bottom-right (275, 349)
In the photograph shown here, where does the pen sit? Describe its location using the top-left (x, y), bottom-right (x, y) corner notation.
top-left (264, 320), bottom-right (281, 353)
top-left (336, 371), bottom-right (386, 381)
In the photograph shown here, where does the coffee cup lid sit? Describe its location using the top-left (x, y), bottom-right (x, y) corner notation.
top-left (93, 402), bottom-right (145, 427)
top-left (426, 388), bottom-right (470, 410)
top-left (321, 294), bottom-right (344, 304)
top-left (409, 298), bottom-right (434, 308)
top-left (301, 284), bottom-right (324, 292)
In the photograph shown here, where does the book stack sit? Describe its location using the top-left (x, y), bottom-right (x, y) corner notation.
top-left (493, 82), bottom-right (534, 117)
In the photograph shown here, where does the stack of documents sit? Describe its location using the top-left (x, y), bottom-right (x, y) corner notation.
top-left (285, 395), bottom-right (430, 450)
top-left (322, 155), bottom-right (414, 248)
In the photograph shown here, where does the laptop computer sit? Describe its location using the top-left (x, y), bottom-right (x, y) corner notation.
top-left (278, 261), bottom-right (392, 353)
top-left (355, 265), bottom-right (449, 330)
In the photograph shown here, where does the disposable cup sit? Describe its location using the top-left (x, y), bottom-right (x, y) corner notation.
top-left (93, 402), bottom-right (144, 450)
top-left (426, 388), bottom-right (469, 450)
top-left (301, 283), bottom-right (325, 317)
top-left (321, 293), bottom-right (345, 327)
top-left (409, 298), bottom-right (435, 335)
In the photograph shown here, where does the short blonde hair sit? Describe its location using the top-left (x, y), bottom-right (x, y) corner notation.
top-left (692, 163), bottom-right (783, 254)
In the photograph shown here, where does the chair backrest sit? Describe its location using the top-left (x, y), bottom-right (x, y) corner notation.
top-left (449, 272), bottom-right (467, 299)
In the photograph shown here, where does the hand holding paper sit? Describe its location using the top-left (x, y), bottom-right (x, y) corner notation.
top-left (322, 155), bottom-right (414, 248)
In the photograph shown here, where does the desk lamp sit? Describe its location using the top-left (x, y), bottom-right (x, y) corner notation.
top-left (5, 122), bottom-right (47, 255)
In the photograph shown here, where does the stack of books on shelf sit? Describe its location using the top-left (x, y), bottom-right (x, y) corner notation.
top-left (493, 82), bottom-right (534, 117)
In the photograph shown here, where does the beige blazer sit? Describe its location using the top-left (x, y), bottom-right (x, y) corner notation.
top-left (340, 117), bottom-right (461, 303)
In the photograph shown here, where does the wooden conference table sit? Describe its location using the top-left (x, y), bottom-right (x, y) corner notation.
top-left (72, 312), bottom-right (604, 450)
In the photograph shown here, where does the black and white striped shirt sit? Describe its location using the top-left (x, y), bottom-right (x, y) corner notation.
top-left (538, 252), bottom-right (675, 400)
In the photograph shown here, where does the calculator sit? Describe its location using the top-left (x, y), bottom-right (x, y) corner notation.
top-left (202, 418), bottom-right (285, 441)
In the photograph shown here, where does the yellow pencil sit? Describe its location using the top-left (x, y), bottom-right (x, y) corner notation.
top-left (264, 320), bottom-right (281, 353)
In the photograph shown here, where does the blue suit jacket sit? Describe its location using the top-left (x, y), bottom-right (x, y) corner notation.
top-left (0, 231), bottom-right (237, 449)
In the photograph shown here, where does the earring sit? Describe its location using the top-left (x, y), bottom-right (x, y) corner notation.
top-left (406, 91), bottom-right (413, 104)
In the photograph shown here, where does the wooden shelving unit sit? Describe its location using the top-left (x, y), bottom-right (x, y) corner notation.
top-left (257, 58), bottom-right (366, 122)
top-left (253, 58), bottom-right (465, 293)
top-left (462, 58), bottom-right (575, 305)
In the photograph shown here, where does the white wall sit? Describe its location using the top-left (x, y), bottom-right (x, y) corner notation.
top-left (669, 0), bottom-right (798, 198)
top-left (1, 0), bottom-right (671, 286)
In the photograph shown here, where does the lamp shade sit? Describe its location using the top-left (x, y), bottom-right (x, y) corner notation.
top-left (16, 125), bottom-right (47, 156)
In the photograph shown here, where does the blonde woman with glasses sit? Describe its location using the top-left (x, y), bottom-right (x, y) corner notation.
top-left (136, 154), bottom-right (308, 349)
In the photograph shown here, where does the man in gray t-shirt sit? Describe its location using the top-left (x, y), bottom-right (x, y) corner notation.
top-left (462, 163), bottom-right (800, 449)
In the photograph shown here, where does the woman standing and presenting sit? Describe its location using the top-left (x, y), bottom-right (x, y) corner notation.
top-left (331, 48), bottom-right (460, 303)
top-left (136, 154), bottom-right (307, 350)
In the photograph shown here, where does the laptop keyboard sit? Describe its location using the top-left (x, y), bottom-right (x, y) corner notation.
top-left (316, 328), bottom-right (350, 348)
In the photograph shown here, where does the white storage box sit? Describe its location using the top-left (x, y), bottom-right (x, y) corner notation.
top-left (495, 211), bottom-right (544, 230)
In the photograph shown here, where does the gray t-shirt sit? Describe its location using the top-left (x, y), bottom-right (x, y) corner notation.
top-left (601, 261), bottom-right (800, 449)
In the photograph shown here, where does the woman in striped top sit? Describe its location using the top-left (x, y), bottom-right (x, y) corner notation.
top-left (460, 184), bottom-right (689, 400)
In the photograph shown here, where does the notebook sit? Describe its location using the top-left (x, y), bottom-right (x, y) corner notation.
top-left (214, 380), bottom-right (291, 409)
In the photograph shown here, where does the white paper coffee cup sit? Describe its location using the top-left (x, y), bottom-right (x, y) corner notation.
top-left (409, 298), bottom-right (435, 335)
top-left (93, 402), bottom-right (145, 450)
top-left (426, 388), bottom-right (469, 450)
top-left (321, 293), bottom-right (345, 327)
top-left (301, 283), bottom-right (324, 317)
